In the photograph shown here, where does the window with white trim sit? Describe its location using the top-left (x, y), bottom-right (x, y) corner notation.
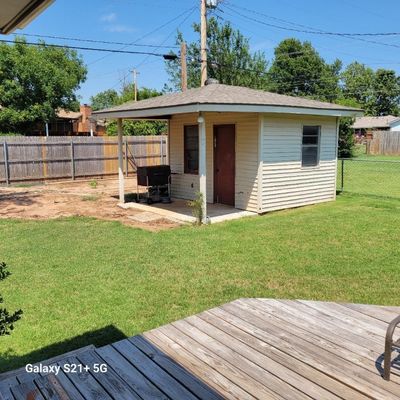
top-left (302, 126), bottom-right (320, 167)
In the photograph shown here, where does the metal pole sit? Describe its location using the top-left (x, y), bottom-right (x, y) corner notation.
top-left (70, 139), bottom-right (75, 180)
top-left (341, 159), bottom-right (344, 192)
top-left (45, 122), bottom-right (49, 137)
top-left (3, 142), bottom-right (9, 186)
top-left (125, 138), bottom-right (128, 177)
top-left (200, 0), bottom-right (208, 86)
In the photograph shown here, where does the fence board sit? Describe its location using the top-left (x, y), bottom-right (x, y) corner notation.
top-left (368, 131), bottom-right (400, 156)
top-left (0, 136), bottom-right (167, 183)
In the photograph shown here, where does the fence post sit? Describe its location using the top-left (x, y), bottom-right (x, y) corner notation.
top-left (70, 139), bottom-right (75, 180)
top-left (3, 141), bottom-right (9, 186)
top-left (341, 159), bottom-right (345, 192)
top-left (160, 135), bottom-right (163, 164)
top-left (125, 138), bottom-right (128, 177)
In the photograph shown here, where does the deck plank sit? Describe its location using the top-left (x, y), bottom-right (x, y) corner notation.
top-left (226, 299), bottom-right (400, 399)
top-left (112, 338), bottom-right (198, 400)
top-left (76, 350), bottom-right (142, 400)
top-left (343, 302), bottom-right (400, 324)
top-left (58, 357), bottom-right (112, 400)
top-left (199, 310), bottom-right (365, 400)
top-left (96, 344), bottom-right (168, 400)
top-left (144, 329), bottom-right (255, 400)
top-left (10, 380), bottom-right (44, 400)
top-left (129, 335), bottom-right (224, 400)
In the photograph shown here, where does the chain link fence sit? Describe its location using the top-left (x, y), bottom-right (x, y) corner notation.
top-left (337, 159), bottom-right (400, 199)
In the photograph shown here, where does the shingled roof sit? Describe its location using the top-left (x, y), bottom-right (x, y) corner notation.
top-left (352, 115), bottom-right (400, 129)
top-left (93, 83), bottom-right (363, 119)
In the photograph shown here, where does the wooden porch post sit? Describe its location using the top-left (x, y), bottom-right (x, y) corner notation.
top-left (117, 118), bottom-right (125, 203)
top-left (198, 112), bottom-right (207, 223)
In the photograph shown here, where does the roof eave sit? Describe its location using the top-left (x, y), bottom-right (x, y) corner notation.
top-left (92, 103), bottom-right (363, 120)
top-left (1, 0), bottom-right (54, 34)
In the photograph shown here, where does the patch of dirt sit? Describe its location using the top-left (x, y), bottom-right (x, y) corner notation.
top-left (0, 178), bottom-right (180, 231)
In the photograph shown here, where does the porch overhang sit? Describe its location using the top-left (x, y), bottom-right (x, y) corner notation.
top-left (92, 103), bottom-right (362, 120)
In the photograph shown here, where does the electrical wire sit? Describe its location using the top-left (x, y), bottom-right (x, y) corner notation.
top-left (11, 33), bottom-right (179, 49)
top-left (0, 39), bottom-right (175, 57)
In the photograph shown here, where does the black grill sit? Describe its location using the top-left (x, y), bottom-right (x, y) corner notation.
top-left (137, 165), bottom-right (171, 186)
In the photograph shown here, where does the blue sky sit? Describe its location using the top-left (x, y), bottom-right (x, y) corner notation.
top-left (12, 0), bottom-right (400, 104)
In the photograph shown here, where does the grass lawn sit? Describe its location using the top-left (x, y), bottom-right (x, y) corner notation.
top-left (1, 193), bottom-right (400, 372)
top-left (337, 145), bottom-right (400, 198)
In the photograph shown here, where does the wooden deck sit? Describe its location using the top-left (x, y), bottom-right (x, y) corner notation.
top-left (1, 299), bottom-right (399, 399)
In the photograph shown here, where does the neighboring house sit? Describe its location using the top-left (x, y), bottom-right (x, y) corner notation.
top-left (32, 105), bottom-right (106, 136)
top-left (93, 82), bottom-right (362, 217)
top-left (352, 115), bottom-right (400, 135)
top-left (0, 0), bottom-right (54, 34)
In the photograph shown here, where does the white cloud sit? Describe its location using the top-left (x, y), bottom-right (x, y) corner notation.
top-left (100, 13), bottom-right (117, 23)
top-left (105, 24), bottom-right (134, 33)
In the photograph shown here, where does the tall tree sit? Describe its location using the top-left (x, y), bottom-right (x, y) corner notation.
top-left (165, 18), bottom-right (269, 91)
top-left (341, 63), bottom-right (400, 116)
top-left (90, 89), bottom-right (119, 111)
top-left (268, 39), bottom-right (342, 102)
top-left (370, 69), bottom-right (400, 116)
top-left (0, 37), bottom-right (87, 134)
top-left (91, 86), bottom-right (166, 136)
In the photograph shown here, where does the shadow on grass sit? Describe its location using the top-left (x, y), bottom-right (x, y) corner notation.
top-left (0, 325), bottom-right (127, 375)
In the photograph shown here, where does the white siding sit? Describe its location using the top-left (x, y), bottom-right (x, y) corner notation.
top-left (260, 114), bottom-right (338, 212)
top-left (168, 112), bottom-right (259, 212)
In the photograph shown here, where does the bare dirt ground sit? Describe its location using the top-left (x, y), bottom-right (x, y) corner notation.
top-left (0, 177), bottom-right (180, 231)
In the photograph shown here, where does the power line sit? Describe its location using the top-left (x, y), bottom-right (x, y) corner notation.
top-left (0, 39), bottom-right (176, 57)
top-left (11, 33), bottom-right (179, 49)
top-left (225, 4), bottom-right (400, 37)
top-left (134, 6), bottom-right (197, 69)
top-left (87, 5), bottom-right (197, 66)
top-left (223, 4), bottom-right (400, 50)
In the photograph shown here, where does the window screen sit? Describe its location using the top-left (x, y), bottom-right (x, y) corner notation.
top-left (302, 126), bottom-right (320, 167)
top-left (184, 125), bottom-right (199, 174)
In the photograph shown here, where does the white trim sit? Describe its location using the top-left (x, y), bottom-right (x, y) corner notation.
top-left (333, 117), bottom-right (339, 200)
top-left (257, 114), bottom-right (263, 213)
top-left (93, 103), bottom-right (363, 120)
top-left (198, 112), bottom-right (207, 223)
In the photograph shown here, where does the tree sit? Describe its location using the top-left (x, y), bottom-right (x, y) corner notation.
top-left (341, 63), bottom-right (400, 116)
top-left (90, 89), bottom-right (119, 111)
top-left (370, 69), bottom-right (400, 116)
top-left (165, 18), bottom-right (269, 91)
top-left (335, 98), bottom-right (360, 158)
top-left (91, 86), bottom-right (167, 136)
top-left (0, 262), bottom-right (22, 336)
top-left (0, 37), bottom-right (87, 134)
top-left (268, 39), bottom-right (342, 102)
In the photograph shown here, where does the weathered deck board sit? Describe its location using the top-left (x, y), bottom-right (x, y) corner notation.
top-left (2, 299), bottom-right (399, 399)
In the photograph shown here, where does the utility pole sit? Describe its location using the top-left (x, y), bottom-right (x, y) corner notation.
top-left (132, 69), bottom-right (140, 101)
top-left (180, 42), bottom-right (188, 91)
top-left (200, 0), bottom-right (207, 86)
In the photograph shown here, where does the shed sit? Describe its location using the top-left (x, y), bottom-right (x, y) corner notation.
top-left (93, 83), bottom-right (362, 222)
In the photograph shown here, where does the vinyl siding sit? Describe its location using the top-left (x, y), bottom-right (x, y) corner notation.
top-left (260, 114), bottom-right (338, 212)
top-left (168, 112), bottom-right (259, 212)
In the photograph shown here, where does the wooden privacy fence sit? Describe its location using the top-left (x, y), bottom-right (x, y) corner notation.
top-left (0, 136), bottom-right (167, 184)
top-left (367, 130), bottom-right (400, 156)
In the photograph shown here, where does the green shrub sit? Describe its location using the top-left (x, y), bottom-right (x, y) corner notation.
top-left (187, 192), bottom-right (204, 225)
top-left (0, 262), bottom-right (22, 336)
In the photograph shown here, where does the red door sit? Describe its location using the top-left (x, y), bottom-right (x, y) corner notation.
top-left (214, 125), bottom-right (235, 206)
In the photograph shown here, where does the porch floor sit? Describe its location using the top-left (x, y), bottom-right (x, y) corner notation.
top-left (120, 198), bottom-right (257, 224)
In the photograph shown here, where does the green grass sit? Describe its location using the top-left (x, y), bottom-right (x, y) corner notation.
top-left (338, 145), bottom-right (400, 198)
top-left (1, 194), bottom-right (400, 372)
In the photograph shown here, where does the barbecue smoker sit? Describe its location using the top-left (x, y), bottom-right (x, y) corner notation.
top-left (136, 165), bottom-right (171, 204)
